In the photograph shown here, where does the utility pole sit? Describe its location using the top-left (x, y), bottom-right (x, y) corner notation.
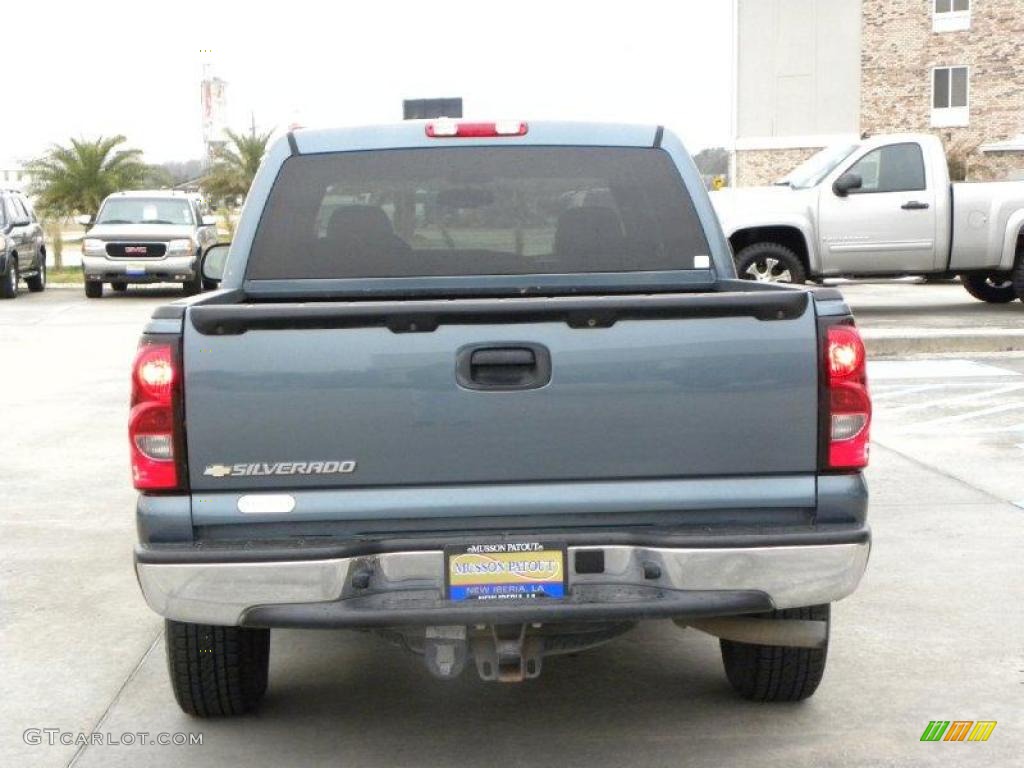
top-left (250, 112), bottom-right (256, 139)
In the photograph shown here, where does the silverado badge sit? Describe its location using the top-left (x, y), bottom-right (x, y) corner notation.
top-left (203, 460), bottom-right (357, 478)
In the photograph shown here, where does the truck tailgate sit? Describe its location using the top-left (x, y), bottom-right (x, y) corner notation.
top-left (183, 292), bottom-right (820, 492)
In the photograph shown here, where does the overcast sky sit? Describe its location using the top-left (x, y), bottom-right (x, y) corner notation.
top-left (3, 0), bottom-right (732, 167)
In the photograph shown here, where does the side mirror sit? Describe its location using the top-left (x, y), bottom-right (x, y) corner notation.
top-left (201, 243), bottom-right (230, 285)
top-left (75, 214), bottom-right (94, 227)
top-left (832, 173), bottom-right (863, 197)
top-left (201, 214), bottom-right (218, 226)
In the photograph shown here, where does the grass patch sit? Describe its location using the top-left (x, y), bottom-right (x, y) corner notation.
top-left (47, 267), bottom-right (84, 284)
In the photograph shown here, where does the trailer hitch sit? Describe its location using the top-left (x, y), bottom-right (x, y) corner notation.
top-left (471, 624), bottom-right (544, 682)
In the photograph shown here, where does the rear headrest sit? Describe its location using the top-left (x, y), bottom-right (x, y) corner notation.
top-left (555, 206), bottom-right (624, 259)
top-left (326, 205), bottom-right (397, 245)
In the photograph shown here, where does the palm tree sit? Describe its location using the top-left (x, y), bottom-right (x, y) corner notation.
top-left (202, 128), bottom-right (273, 203)
top-left (27, 135), bottom-right (147, 217)
top-left (26, 135), bottom-right (147, 270)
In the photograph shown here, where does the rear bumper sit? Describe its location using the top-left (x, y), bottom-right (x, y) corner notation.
top-left (82, 254), bottom-right (196, 282)
top-left (135, 534), bottom-right (870, 627)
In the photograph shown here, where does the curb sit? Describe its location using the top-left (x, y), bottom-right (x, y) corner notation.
top-left (863, 329), bottom-right (1024, 357)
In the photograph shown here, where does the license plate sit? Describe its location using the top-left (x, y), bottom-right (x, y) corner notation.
top-left (446, 543), bottom-right (566, 601)
top-left (126, 266), bottom-right (146, 276)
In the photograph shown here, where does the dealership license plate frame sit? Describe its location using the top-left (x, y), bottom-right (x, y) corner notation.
top-left (445, 542), bottom-right (567, 602)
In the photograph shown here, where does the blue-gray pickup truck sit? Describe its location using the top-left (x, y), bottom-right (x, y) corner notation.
top-left (130, 120), bottom-right (872, 717)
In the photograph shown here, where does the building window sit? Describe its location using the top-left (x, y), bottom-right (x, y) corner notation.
top-left (934, 0), bottom-right (970, 32)
top-left (932, 66), bottom-right (969, 127)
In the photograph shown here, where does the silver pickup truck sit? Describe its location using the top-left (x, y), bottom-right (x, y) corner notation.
top-left (131, 120), bottom-right (872, 717)
top-left (79, 190), bottom-right (218, 298)
top-left (713, 133), bottom-right (1024, 304)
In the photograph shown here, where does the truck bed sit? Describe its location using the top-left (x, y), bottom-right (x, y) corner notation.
top-left (950, 180), bottom-right (1024, 271)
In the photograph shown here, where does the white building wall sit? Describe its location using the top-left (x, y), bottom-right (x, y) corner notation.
top-left (736, 0), bottom-right (861, 151)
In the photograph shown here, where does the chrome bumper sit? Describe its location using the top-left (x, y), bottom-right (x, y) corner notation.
top-left (136, 541), bottom-right (870, 626)
top-left (82, 254), bottom-right (196, 280)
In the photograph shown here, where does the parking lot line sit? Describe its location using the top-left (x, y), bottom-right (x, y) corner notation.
top-left (896, 400), bottom-right (1024, 430)
top-left (868, 383), bottom-right (948, 401)
top-left (867, 359), bottom-right (1020, 380)
top-left (882, 383), bottom-right (1024, 414)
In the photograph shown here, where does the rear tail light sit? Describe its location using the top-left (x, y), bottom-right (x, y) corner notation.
top-left (425, 120), bottom-right (528, 138)
top-left (129, 339), bottom-right (185, 490)
top-left (824, 324), bottom-right (871, 469)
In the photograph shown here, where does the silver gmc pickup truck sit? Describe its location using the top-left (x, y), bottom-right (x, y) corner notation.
top-left (131, 120), bottom-right (872, 717)
top-left (79, 190), bottom-right (218, 298)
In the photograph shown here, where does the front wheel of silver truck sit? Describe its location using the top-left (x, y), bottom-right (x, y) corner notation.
top-left (720, 604), bottom-right (829, 702)
top-left (165, 620), bottom-right (270, 717)
top-left (734, 242), bottom-right (807, 284)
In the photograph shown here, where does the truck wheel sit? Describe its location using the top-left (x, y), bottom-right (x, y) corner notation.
top-left (182, 273), bottom-right (203, 296)
top-left (1012, 246), bottom-right (1024, 301)
top-left (26, 259), bottom-right (46, 292)
top-left (720, 604), bottom-right (829, 702)
top-left (84, 280), bottom-right (103, 299)
top-left (0, 260), bottom-right (17, 299)
top-left (735, 243), bottom-right (806, 284)
top-left (165, 620), bottom-right (270, 717)
top-left (961, 274), bottom-right (1017, 303)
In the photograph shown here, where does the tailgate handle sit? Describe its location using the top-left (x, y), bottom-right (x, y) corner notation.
top-left (457, 344), bottom-right (551, 391)
top-left (472, 348), bottom-right (535, 367)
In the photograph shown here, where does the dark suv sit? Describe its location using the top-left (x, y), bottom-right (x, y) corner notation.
top-left (0, 189), bottom-right (46, 299)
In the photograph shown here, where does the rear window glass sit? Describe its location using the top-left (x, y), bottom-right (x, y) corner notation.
top-left (246, 147), bottom-right (710, 280)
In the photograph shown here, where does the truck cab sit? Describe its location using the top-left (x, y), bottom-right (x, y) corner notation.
top-left (814, 135), bottom-right (949, 275)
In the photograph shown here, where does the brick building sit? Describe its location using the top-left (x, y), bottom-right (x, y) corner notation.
top-left (734, 0), bottom-right (1024, 186)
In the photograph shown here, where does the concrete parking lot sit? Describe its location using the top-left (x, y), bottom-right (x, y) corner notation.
top-left (1, 284), bottom-right (1022, 768)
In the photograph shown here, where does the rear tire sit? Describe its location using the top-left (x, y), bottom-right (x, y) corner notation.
top-left (165, 620), bottom-right (270, 717)
top-left (0, 260), bottom-right (17, 299)
top-left (1012, 242), bottom-right (1024, 301)
top-left (26, 258), bottom-right (46, 292)
top-left (720, 604), bottom-right (829, 702)
top-left (961, 273), bottom-right (1017, 303)
top-left (84, 280), bottom-right (103, 299)
top-left (735, 242), bottom-right (807, 284)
